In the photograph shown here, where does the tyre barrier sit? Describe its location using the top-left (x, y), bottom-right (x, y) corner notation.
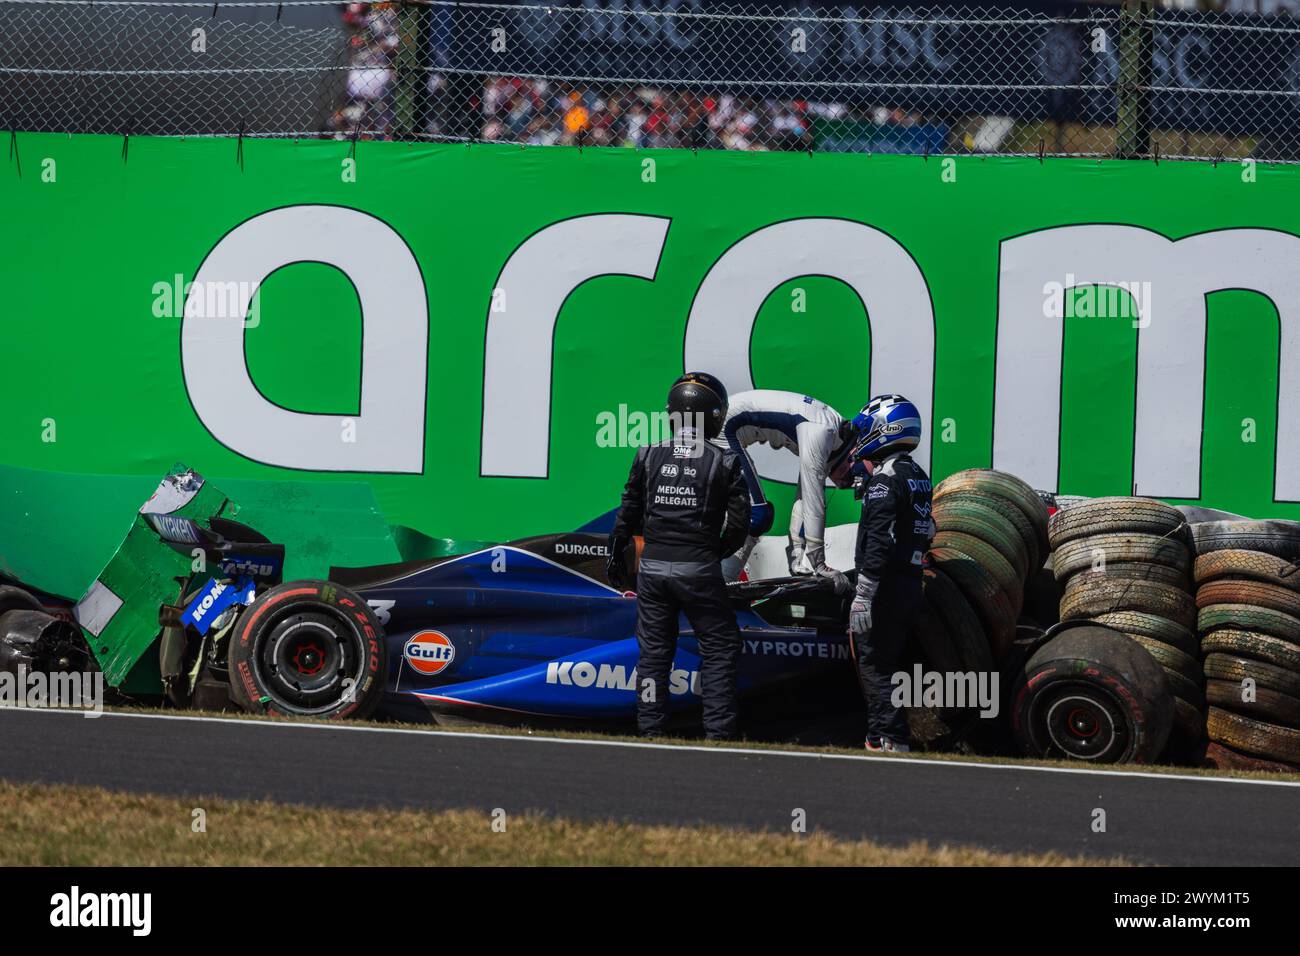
top-left (1045, 496), bottom-right (1200, 761)
top-left (922, 469), bottom-right (1048, 670)
top-left (902, 469), bottom-right (1048, 752)
top-left (1193, 534), bottom-right (1300, 771)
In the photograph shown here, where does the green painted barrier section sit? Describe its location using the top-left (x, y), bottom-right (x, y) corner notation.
top-left (3, 133), bottom-right (1299, 585)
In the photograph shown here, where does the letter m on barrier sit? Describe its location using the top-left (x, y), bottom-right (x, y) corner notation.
top-left (993, 225), bottom-right (1300, 502)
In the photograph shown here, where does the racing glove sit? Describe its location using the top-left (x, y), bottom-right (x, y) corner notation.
top-left (849, 574), bottom-right (879, 636)
top-left (804, 543), bottom-right (851, 594)
top-left (607, 536), bottom-right (629, 591)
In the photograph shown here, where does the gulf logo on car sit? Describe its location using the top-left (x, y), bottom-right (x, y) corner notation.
top-left (403, 630), bottom-right (456, 675)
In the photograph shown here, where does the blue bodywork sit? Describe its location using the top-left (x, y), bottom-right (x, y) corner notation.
top-left (339, 540), bottom-right (852, 723)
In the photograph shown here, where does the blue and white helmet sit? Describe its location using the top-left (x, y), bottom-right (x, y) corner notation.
top-left (848, 394), bottom-right (922, 462)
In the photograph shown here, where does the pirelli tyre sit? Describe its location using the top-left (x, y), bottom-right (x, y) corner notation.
top-left (1195, 579), bottom-right (1300, 619)
top-left (934, 492), bottom-right (1040, 573)
top-left (933, 469), bottom-right (1048, 569)
top-left (928, 546), bottom-right (1018, 660)
top-left (1047, 497), bottom-right (1185, 550)
top-left (1051, 533), bottom-right (1191, 583)
top-left (1203, 740), bottom-right (1300, 774)
top-left (1060, 575), bottom-right (1196, 631)
top-left (1092, 611), bottom-right (1199, 658)
top-left (1011, 624), bottom-right (1173, 763)
top-left (229, 579), bottom-right (386, 720)
top-left (1193, 549), bottom-right (1300, 591)
top-left (930, 500), bottom-right (1029, 580)
top-left (1200, 629), bottom-right (1300, 673)
top-left (1206, 707), bottom-right (1300, 764)
top-left (1206, 680), bottom-right (1300, 729)
top-left (1197, 604), bottom-right (1300, 644)
top-left (920, 567), bottom-right (994, 674)
top-left (931, 531), bottom-right (1023, 604)
top-left (1189, 520), bottom-right (1300, 561)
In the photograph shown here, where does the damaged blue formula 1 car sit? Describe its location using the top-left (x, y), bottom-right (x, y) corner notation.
top-left (0, 469), bottom-right (853, 728)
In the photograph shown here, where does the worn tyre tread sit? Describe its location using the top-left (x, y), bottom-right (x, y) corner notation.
top-left (1203, 653), bottom-right (1300, 698)
top-left (1092, 611), bottom-right (1198, 658)
top-left (1199, 629), bottom-right (1300, 674)
top-left (1061, 576), bottom-right (1196, 630)
top-left (1052, 533), bottom-right (1190, 582)
top-left (935, 491), bottom-right (1040, 571)
top-left (932, 531), bottom-right (1023, 602)
top-left (1206, 707), bottom-right (1300, 763)
top-left (1048, 497), bottom-right (1185, 550)
top-left (1066, 563), bottom-right (1190, 590)
top-left (1197, 604), bottom-right (1300, 644)
top-left (1190, 520), bottom-right (1300, 561)
top-left (932, 503), bottom-right (1029, 581)
top-left (934, 469), bottom-right (1049, 563)
top-left (1206, 680), bottom-right (1300, 729)
top-left (1195, 579), bottom-right (1300, 618)
top-left (1194, 549), bottom-right (1300, 591)
top-left (928, 546), bottom-right (1018, 659)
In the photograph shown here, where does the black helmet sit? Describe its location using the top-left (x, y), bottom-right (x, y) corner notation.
top-left (667, 371), bottom-right (728, 439)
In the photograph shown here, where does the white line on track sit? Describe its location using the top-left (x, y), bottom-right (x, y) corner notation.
top-left (7, 705), bottom-right (1300, 789)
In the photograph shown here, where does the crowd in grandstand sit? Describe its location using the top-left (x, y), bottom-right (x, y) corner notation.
top-left (328, 1), bottom-right (922, 150)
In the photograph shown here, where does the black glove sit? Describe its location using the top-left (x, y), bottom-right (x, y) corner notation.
top-left (607, 536), bottom-right (629, 590)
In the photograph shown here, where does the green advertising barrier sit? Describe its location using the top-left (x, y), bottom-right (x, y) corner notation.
top-left (2, 134), bottom-right (1298, 588)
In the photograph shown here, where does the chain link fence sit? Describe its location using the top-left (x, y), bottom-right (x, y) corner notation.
top-left (3, 0), bottom-right (1300, 160)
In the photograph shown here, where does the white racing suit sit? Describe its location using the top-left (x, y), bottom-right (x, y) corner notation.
top-left (713, 389), bottom-right (847, 581)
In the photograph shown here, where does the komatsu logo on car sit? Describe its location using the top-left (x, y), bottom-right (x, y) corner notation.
top-left (546, 661), bottom-right (699, 696)
top-left (218, 556), bottom-right (279, 577)
top-left (190, 581), bottom-right (227, 622)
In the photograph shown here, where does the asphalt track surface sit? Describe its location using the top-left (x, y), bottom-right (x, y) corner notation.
top-left (2, 708), bottom-right (1298, 865)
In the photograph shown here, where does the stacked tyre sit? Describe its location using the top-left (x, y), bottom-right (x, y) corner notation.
top-left (925, 468), bottom-right (1050, 662)
top-left (905, 469), bottom-right (1047, 750)
top-left (1191, 520), bottom-right (1300, 772)
top-left (1048, 497), bottom-right (1203, 755)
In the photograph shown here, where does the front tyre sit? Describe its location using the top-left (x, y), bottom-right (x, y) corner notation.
top-left (229, 580), bottom-right (386, 720)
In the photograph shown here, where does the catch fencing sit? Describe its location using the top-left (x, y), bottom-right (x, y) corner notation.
top-left (3, 0), bottom-right (1300, 160)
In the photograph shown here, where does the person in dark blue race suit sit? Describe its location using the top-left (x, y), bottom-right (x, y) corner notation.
top-left (845, 394), bottom-right (933, 752)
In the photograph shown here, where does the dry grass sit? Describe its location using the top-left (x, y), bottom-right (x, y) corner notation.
top-left (0, 780), bottom-right (1123, 867)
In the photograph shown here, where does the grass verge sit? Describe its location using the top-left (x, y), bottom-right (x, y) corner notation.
top-left (0, 780), bottom-right (1124, 866)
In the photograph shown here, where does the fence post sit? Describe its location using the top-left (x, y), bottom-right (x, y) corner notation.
top-left (1116, 0), bottom-right (1153, 159)
top-left (394, 0), bottom-right (424, 140)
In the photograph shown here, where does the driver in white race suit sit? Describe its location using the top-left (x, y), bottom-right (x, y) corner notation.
top-left (713, 388), bottom-right (860, 589)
